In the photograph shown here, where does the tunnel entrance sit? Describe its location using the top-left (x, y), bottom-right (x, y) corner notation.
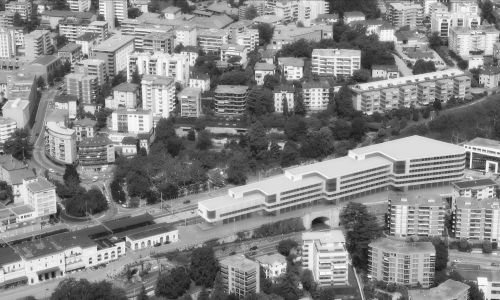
top-left (311, 216), bottom-right (330, 231)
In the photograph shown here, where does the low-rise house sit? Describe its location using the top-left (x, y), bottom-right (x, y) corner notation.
top-left (254, 62), bottom-right (275, 85)
top-left (277, 57), bottom-right (304, 81)
top-left (479, 66), bottom-right (500, 89)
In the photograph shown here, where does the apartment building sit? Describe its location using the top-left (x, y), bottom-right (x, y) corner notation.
top-left (430, 1), bottom-right (480, 38)
top-left (127, 52), bottom-right (189, 84)
top-left (2, 99), bottom-right (30, 128)
top-left (74, 32), bottom-right (100, 56)
top-left (388, 193), bottom-right (445, 237)
top-left (453, 197), bottom-right (500, 241)
top-left (386, 2), bottom-right (423, 30)
top-left (311, 48), bottom-right (361, 77)
top-left (408, 279), bottom-right (469, 300)
top-left (214, 85), bottom-right (249, 116)
top-left (233, 28), bottom-right (259, 52)
top-left (302, 80), bottom-right (330, 112)
top-left (23, 177), bottom-right (57, 219)
top-left (5, 0), bottom-right (32, 20)
top-left (464, 137), bottom-right (500, 174)
top-left (107, 82), bottom-right (139, 109)
top-left (278, 57), bottom-right (304, 81)
top-left (73, 118), bottom-right (96, 141)
top-left (273, 85), bottom-right (295, 113)
top-left (0, 11), bottom-right (14, 27)
top-left (178, 87), bottom-right (202, 118)
top-left (91, 35), bottom-right (135, 77)
top-left (189, 73), bottom-right (210, 92)
top-left (57, 43), bottom-right (82, 65)
top-left (99, 0), bottom-right (127, 28)
top-left (67, 0), bottom-right (90, 12)
top-left (478, 274), bottom-right (500, 300)
top-left (0, 117), bottom-right (16, 145)
top-left (220, 255), bottom-right (260, 298)
top-left (180, 46), bottom-right (199, 67)
top-left (449, 25), bottom-right (500, 59)
top-left (66, 73), bottom-right (98, 104)
top-left (74, 58), bottom-right (106, 85)
top-left (271, 25), bottom-right (330, 50)
top-left (141, 75), bottom-right (176, 118)
top-left (24, 30), bottom-right (53, 61)
top-left (78, 134), bottom-right (115, 171)
top-left (220, 44), bottom-right (248, 65)
top-left (198, 135), bottom-right (466, 225)
top-left (59, 19), bottom-right (109, 42)
top-left (254, 63), bottom-right (275, 85)
top-left (452, 178), bottom-right (497, 200)
top-left (142, 32), bottom-right (175, 53)
top-left (121, 22), bottom-right (174, 52)
top-left (255, 253), bottom-right (286, 283)
top-left (0, 27), bottom-right (16, 58)
top-left (110, 109), bottom-right (153, 134)
top-left (350, 69), bottom-right (471, 115)
top-left (44, 122), bottom-right (77, 164)
top-left (479, 66), bottom-right (500, 89)
top-left (302, 230), bottom-right (349, 286)
top-left (368, 238), bottom-right (435, 287)
top-left (197, 28), bottom-right (229, 53)
top-left (175, 25), bottom-right (197, 47)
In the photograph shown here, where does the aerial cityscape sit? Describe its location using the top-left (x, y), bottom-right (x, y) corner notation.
top-left (0, 0), bottom-right (499, 299)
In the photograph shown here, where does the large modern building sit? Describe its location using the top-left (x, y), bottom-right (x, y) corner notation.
top-left (214, 85), bottom-right (249, 116)
top-left (2, 98), bottom-right (30, 128)
top-left (430, 1), bottom-right (480, 38)
top-left (386, 2), bottom-right (423, 30)
top-left (302, 230), bottom-right (349, 286)
top-left (141, 75), bottom-right (176, 118)
top-left (77, 134), bottom-right (115, 171)
top-left (44, 122), bottom-right (77, 164)
top-left (126, 52), bottom-right (189, 84)
top-left (220, 255), bottom-right (260, 298)
top-left (350, 69), bottom-right (471, 115)
top-left (449, 25), bottom-right (500, 59)
top-left (90, 34), bottom-right (134, 77)
top-left (311, 48), bottom-right (361, 77)
top-left (388, 193), bottom-right (445, 237)
top-left (0, 27), bottom-right (16, 58)
top-left (197, 28), bottom-right (229, 53)
top-left (464, 137), bottom-right (500, 174)
top-left (198, 136), bottom-right (465, 225)
top-left (453, 197), bottom-right (500, 241)
top-left (368, 238), bottom-right (435, 287)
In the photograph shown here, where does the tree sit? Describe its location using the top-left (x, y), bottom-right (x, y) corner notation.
top-left (138, 285), bottom-right (149, 300)
top-left (0, 181), bottom-right (13, 202)
top-left (483, 240), bottom-right (493, 254)
top-left (318, 286), bottom-right (336, 300)
top-left (272, 272), bottom-right (302, 300)
top-left (196, 130), bottom-right (212, 150)
top-left (219, 70), bottom-right (251, 85)
top-left (277, 239), bottom-right (298, 257)
top-left (190, 247), bottom-right (219, 287)
top-left (300, 269), bottom-right (316, 293)
top-left (431, 237), bottom-right (448, 271)
top-left (63, 164), bottom-right (80, 186)
top-left (111, 71), bottom-right (127, 87)
top-left (155, 267), bottom-right (191, 299)
top-left (155, 118), bottom-right (177, 141)
top-left (300, 128), bottom-right (334, 159)
top-left (51, 278), bottom-right (127, 300)
top-left (211, 272), bottom-right (228, 300)
top-left (187, 129), bottom-right (196, 141)
top-left (330, 0), bottom-right (380, 18)
top-left (481, 0), bottom-right (496, 25)
top-left (433, 99), bottom-right (442, 111)
top-left (429, 32), bottom-right (441, 50)
top-left (95, 108), bottom-right (113, 129)
top-left (412, 59), bottom-right (436, 75)
top-left (257, 23), bottom-right (274, 45)
top-left (335, 86), bottom-right (355, 118)
top-left (174, 43), bottom-right (184, 53)
top-left (128, 7), bottom-right (142, 18)
top-left (245, 5), bottom-right (258, 20)
top-left (227, 157), bottom-right (248, 185)
top-left (465, 280), bottom-right (485, 300)
top-left (247, 121), bottom-right (268, 158)
top-left (131, 69), bottom-right (141, 85)
top-left (13, 12), bottom-right (23, 27)
top-left (284, 115), bottom-right (307, 141)
top-left (351, 117), bottom-right (366, 141)
top-left (64, 187), bottom-right (108, 217)
top-left (37, 76), bottom-right (46, 90)
top-left (280, 142), bottom-right (300, 168)
top-left (4, 128), bottom-right (33, 161)
top-left (352, 69), bottom-right (371, 83)
top-left (55, 35), bottom-right (68, 49)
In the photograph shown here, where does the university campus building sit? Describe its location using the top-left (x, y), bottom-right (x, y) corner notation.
top-left (198, 136), bottom-right (466, 225)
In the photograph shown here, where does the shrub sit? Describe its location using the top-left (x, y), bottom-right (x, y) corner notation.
top-left (252, 218), bottom-right (305, 238)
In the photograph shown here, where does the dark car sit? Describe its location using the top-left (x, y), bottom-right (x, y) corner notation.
top-left (183, 200), bottom-right (191, 204)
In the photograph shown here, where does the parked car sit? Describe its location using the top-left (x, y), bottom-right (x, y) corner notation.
top-left (183, 199), bottom-right (191, 204)
top-left (492, 262), bottom-right (500, 267)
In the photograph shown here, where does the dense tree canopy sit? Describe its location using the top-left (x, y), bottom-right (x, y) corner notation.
top-left (329, 0), bottom-right (380, 18)
top-left (51, 278), bottom-right (126, 300)
top-left (4, 129), bottom-right (33, 161)
top-left (64, 187), bottom-right (108, 217)
top-left (155, 267), bottom-right (191, 299)
top-left (190, 247), bottom-right (219, 287)
top-left (412, 59), bottom-right (436, 75)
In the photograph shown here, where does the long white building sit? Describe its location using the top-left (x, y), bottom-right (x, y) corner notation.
top-left (311, 48), bottom-right (361, 77)
top-left (127, 52), bottom-right (189, 84)
top-left (449, 25), bottom-right (500, 59)
top-left (198, 136), bottom-right (465, 225)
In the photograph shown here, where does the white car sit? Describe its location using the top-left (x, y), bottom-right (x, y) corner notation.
top-left (49, 168), bottom-right (55, 173)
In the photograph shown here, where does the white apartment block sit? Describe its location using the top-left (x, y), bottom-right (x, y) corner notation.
top-left (197, 28), bottom-right (229, 53)
top-left (127, 52), bottom-right (189, 84)
top-left (234, 29), bottom-right (259, 52)
top-left (350, 69), bottom-right (471, 115)
top-left (67, 0), bottom-right (90, 12)
top-left (74, 58), bottom-right (107, 86)
top-left (431, 1), bottom-right (480, 38)
top-left (22, 177), bottom-right (57, 219)
top-left (369, 238), bottom-right (436, 287)
top-left (99, 0), bottom-right (127, 28)
top-left (220, 255), bottom-right (260, 298)
top-left (452, 178), bottom-right (497, 200)
top-left (478, 275), bottom-right (500, 300)
top-left (453, 197), bottom-right (500, 241)
top-left (214, 85), bottom-right (249, 116)
top-left (91, 35), bottom-right (135, 76)
top-left (198, 136), bottom-right (466, 225)
top-left (189, 74), bottom-right (210, 92)
top-left (24, 30), bottom-right (53, 61)
top-left (108, 82), bottom-right (139, 109)
top-left (66, 73), bottom-right (98, 104)
top-left (388, 193), bottom-right (445, 237)
top-left (255, 253), bottom-right (286, 283)
top-left (311, 48), bottom-right (361, 77)
top-left (178, 87), bottom-right (202, 118)
top-left (5, 0), bottom-right (32, 20)
top-left (273, 85), bottom-right (294, 113)
top-left (479, 66), bottom-right (500, 89)
top-left (278, 57), bottom-right (304, 81)
top-left (254, 63), bottom-right (275, 85)
top-left (44, 122), bottom-right (77, 165)
top-left (0, 27), bottom-right (16, 58)
top-left (386, 2), bottom-right (423, 30)
top-left (302, 230), bottom-right (349, 286)
top-left (463, 137), bottom-right (500, 174)
top-left (220, 44), bottom-right (248, 65)
top-left (59, 20), bottom-right (109, 43)
top-left (175, 25), bottom-right (197, 47)
top-left (0, 117), bottom-right (16, 145)
top-left (110, 109), bottom-right (153, 134)
top-left (302, 81), bottom-right (330, 112)
top-left (449, 25), bottom-right (500, 59)
top-left (141, 75), bottom-right (176, 118)
top-left (180, 47), bottom-right (198, 67)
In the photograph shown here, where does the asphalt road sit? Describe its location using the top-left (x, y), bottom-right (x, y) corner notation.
top-left (449, 250), bottom-right (500, 269)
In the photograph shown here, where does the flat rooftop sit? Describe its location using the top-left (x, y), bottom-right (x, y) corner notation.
top-left (455, 197), bottom-right (499, 210)
top-left (302, 230), bottom-right (345, 243)
top-left (0, 247), bottom-right (22, 266)
top-left (255, 253), bottom-right (287, 266)
top-left (465, 137), bottom-right (500, 149)
top-left (113, 82), bottom-right (139, 93)
top-left (452, 178), bottom-right (498, 189)
top-left (214, 85), bottom-right (248, 94)
top-left (370, 238), bottom-right (435, 254)
top-left (92, 35), bottom-right (135, 52)
top-left (220, 255), bottom-right (258, 271)
top-left (26, 177), bottom-right (54, 193)
top-left (408, 279), bottom-right (469, 300)
top-left (389, 193), bottom-right (445, 207)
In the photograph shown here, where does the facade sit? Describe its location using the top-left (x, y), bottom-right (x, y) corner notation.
top-left (24, 30), bottom-right (53, 62)
top-left (73, 118), bottom-right (96, 141)
top-left (452, 178), bottom-right (497, 200)
top-left (453, 197), bottom-right (500, 241)
top-left (59, 19), bottom-right (109, 43)
top-left (57, 43), bottom-right (82, 65)
top-left (67, 0), bottom-right (90, 12)
top-left (302, 230), bottom-right (349, 286)
top-left (254, 63), bottom-right (275, 85)
top-left (127, 52), bottom-right (189, 84)
top-left (350, 69), bottom-right (471, 115)
top-left (302, 81), bottom-right (330, 112)
top-left (2, 98), bottom-right (30, 128)
top-left (369, 238), bottom-right (435, 287)
top-left (388, 193), bottom-right (445, 237)
top-left (5, 0), bottom-right (32, 20)
top-left (449, 25), bottom-right (500, 59)
top-left (372, 65), bottom-right (399, 79)
top-left (74, 32), bottom-right (100, 56)
top-left (109, 82), bottom-right (139, 109)
top-left (99, 0), bottom-right (127, 28)
top-left (255, 253), bottom-right (287, 283)
top-left (23, 177), bottom-right (57, 219)
top-left (273, 85), bottom-right (295, 113)
top-left (198, 136), bottom-right (466, 225)
top-left (464, 137), bottom-right (500, 174)
top-left (430, 1), bottom-right (480, 38)
top-left (175, 25), bottom-right (197, 47)
top-left (220, 255), bottom-right (260, 298)
top-left (408, 279), bottom-right (469, 300)
top-left (110, 109), bottom-right (153, 134)
top-left (44, 122), bottom-right (77, 164)
top-left (0, 117), bottom-right (16, 145)
top-left (278, 57), bottom-right (304, 81)
top-left (77, 134), bottom-right (115, 170)
top-left (386, 2), bottom-right (423, 30)
top-left (220, 44), bottom-right (248, 65)
top-left (74, 58), bottom-right (106, 86)
top-left (66, 73), bottom-right (98, 104)
top-left (180, 46), bottom-right (199, 67)
top-left (214, 85), bottom-right (249, 116)
top-left (477, 274), bottom-right (500, 300)
top-left (0, 27), bottom-right (16, 58)
top-left (142, 32), bottom-right (175, 54)
top-left (178, 87), bottom-right (202, 118)
top-left (141, 75), bottom-right (176, 118)
top-left (125, 224), bottom-right (178, 250)
top-left (197, 28), bottom-right (229, 53)
top-left (311, 48), bottom-right (361, 77)
top-left (479, 67), bottom-right (500, 89)
top-left (91, 35), bottom-right (135, 77)
top-left (189, 74), bottom-right (210, 92)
